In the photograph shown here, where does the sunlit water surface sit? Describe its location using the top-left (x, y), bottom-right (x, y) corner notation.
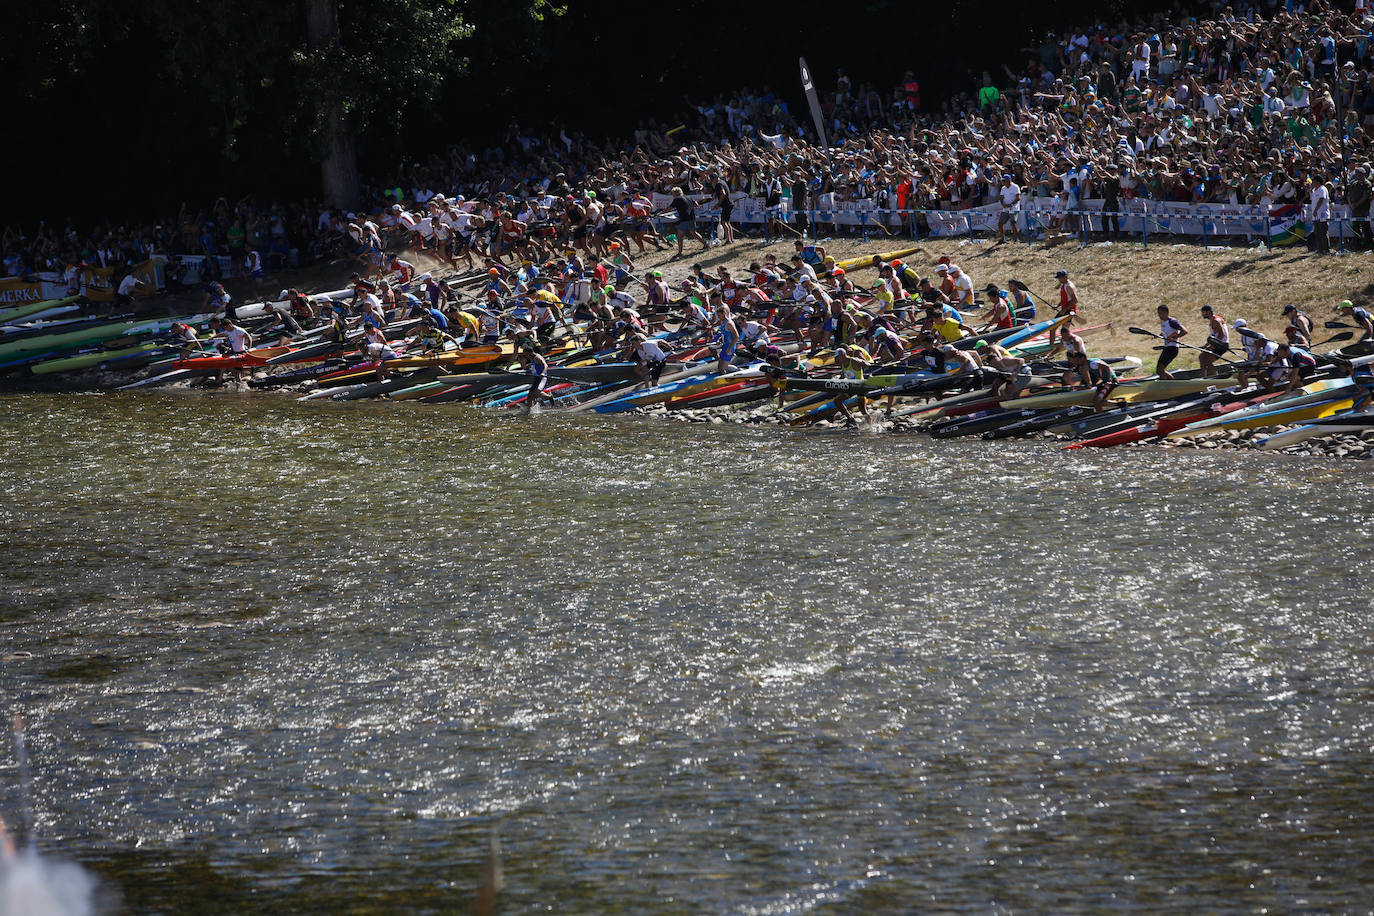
top-left (1, 392), bottom-right (1372, 913)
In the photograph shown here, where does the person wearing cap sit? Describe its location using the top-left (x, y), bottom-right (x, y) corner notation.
top-left (934, 263), bottom-right (954, 300)
top-left (1198, 304), bottom-right (1231, 378)
top-left (203, 280), bottom-right (232, 318)
top-left (1055, 269), bottom-right (1079, 320)
top-left (387, 254), bottom-right (415, 286)
top-left (1281, 303), bottom-right (1311, 347)
top-left (869, 277), bottom-right (895, 315)
top-left (529, 283), bottom-right (568, 343)
top-left (1336, 299), bottom-right (1374, 340)
top-left (1234, 319), bottom-right (1279, 390)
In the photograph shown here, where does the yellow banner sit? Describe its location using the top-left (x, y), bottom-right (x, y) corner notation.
top-left (0, 277), bottom-right (48, 307)
top-left (79, 259), bottom-right (161, 302)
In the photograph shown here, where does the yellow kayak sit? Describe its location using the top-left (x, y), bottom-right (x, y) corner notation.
top-left (832, 246), bottom-right (922, 271)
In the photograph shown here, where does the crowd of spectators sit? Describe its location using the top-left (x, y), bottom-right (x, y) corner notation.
top-left (6, 0), bottom-right (1374, 290)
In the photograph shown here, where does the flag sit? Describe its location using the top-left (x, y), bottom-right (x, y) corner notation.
top-left (799, 57), bottom-right (829, 150)
top-left (1269, 203), bottom-right (1308, 247)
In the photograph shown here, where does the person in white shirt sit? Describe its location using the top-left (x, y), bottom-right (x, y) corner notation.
top-left (997, 175), bottom-right (1021, 242)
top-left (1132, 37), bottom-right (1151, 83)
top-left (1308, 178), bottom-right (1331, 253)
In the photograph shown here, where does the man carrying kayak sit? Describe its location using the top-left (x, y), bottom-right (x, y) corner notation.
top-left (629, 332), bottom-right (668, 387)
top-left (1155, 305), bottom-right (1188, 379)
top-left (830, 345), bottom-right (873, 425)
top-left (1274, 341), bottom-right (1319, 391)
top-left (1198, 304), bottom-right (1231, 378)
top-left (981, 284), bottom-right (1014, 330)
top-left (517, 344), bottom-right (555, 415)
top-left (1066, 350), bottom-right (1119, 410)
top-left (983, 342), bottom-right (1031, 400)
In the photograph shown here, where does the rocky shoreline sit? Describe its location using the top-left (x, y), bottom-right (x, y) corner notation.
top-left (19, 368), bottom-right (1374, 461)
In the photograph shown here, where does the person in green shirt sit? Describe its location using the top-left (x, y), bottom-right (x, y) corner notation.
top-left (978, 77), bottom-right (1000, 110)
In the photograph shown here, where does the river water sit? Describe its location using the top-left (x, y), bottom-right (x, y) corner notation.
top-left (1, 392), bottom-right (1372, 914)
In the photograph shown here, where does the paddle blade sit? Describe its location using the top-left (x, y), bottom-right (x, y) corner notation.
top-left (1127, 326), bottom-right (1155, 336)
top-left (1325, 320), bottom-right (1353, 329)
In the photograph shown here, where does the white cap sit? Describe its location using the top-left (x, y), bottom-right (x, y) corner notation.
top-left (277, 289), bottom-right (288, 300)
top-left (1233, 318), bottom-right (1248, 329)
top-left (935, 264), bottom-right (949, 273)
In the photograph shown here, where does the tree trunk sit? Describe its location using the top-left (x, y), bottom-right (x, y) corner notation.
top-left (305, 0), bottom-right (359, 210)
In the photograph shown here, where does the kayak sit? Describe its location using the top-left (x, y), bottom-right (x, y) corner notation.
top-left (666, 378), bottom-right (761, 409)
top-left (1168, 379), bottom-right (1356, 437)
top-left (545, 363), bottom-right (639, 384)
top-left (0, 295), bottom-right (81, 323)
top-left (832, 246), bottom-right (922, 271)
top-left (172, 346), bottom-right (291, 370)
top-left (30, 343), bottom-right (160, 375)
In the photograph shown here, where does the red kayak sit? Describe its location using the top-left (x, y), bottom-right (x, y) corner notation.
top-left (1066, 391), bottom-right (1286, 449)
top-left (172, 346), bottom-right (290, 370)
top-left (665, 378), bottom-right (763, 409)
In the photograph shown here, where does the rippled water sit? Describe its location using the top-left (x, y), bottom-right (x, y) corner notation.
top-left (1, 392), bottom-right (1373, 914)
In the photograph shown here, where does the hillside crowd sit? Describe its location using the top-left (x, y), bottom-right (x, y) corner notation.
top-left (5, 0), bottom-right (1374, 290)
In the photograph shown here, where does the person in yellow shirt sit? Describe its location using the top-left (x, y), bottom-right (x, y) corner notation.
top-left (869, 279), bottom-right (895, 315)
top-left (831, 345), bottom-right (874, 424)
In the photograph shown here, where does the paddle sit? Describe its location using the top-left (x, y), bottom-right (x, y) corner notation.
top-left (1128, 325), bottom-right (1242, 365)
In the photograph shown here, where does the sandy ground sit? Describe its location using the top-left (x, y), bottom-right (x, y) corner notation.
top-left (190, 229), bottom-right (1370, 375)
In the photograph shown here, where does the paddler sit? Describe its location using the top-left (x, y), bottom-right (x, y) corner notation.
top-left (410, 316), bottom-right (456, 354)
top-left (712, 304), bottom-right (740, 374)
top-left (1054, 269), bottom-right (1079, 320)
top-left (529, 284), bottom-right (568, 343)
top-left (1337, 299), bottom-right (1374, 340)
top-left (981, 284), bottom-right (1014, 330)
top-left (517, 344), bottom-right (555, 414)
top-left (864, 315), bottom-right (906, 362)
top-left (1154, 304), bottom-right (1188, 379)
top-left (1234, 320), bottom-right (1278, 389)
top-left (362, 324), bottom-right (398, 381)
top-left (982, 342), bottom-right (1031, 399)
top-left (1282, 303), bottom-right (1313, 344)
top-left (947, 264), bottom-right (974, 309)
top-left (1066, 349), bottom-right (1119, 410)
top-left (629, 332), bottom-right (668, 387)
top-left (1008, 281), bottom-right (1037, 321)
top-left (1274, 341), bottom-right (1319, 391)
top-left (1198, 304), bottom-right (1231, 378)
top-left (829, 345), bottom-right (874, 425)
